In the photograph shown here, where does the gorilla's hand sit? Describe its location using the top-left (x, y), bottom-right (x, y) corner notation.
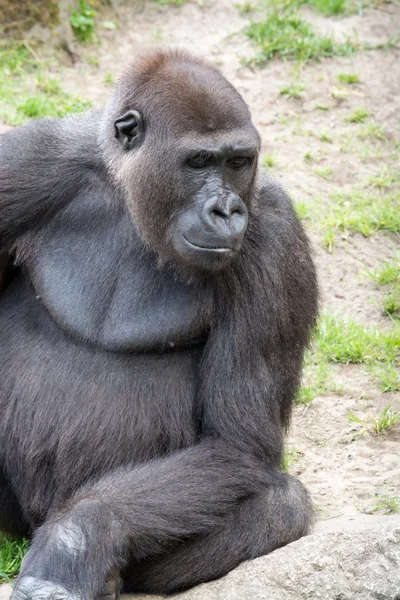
top-left (11, 577), bottom-right (81, 600)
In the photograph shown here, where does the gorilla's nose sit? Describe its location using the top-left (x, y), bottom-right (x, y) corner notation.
top-left (203, 195), bottom-right (248, 247)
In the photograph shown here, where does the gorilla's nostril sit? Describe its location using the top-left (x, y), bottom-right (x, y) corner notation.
top-left (212, 208), bottom-right (228, 220)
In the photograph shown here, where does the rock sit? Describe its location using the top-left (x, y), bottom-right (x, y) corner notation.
top-left (0, 516), bottom-right (399, 600)
top-left (0, 585), bottom-right (12, 600)
top-left (128, 515), bottom-right (400, 600)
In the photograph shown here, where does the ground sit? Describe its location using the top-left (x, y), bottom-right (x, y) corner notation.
top-left (0, 0), bottom-right (399, 580)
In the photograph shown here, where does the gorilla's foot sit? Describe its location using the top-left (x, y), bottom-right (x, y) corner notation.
top-left (11, 577), bottom-right (82, 600)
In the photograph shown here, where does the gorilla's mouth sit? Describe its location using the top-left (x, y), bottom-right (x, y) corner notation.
top-left (183, 235), bottom-right (235, 253)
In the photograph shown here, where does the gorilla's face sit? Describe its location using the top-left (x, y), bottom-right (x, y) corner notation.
top-left (169, 137), bottom-right (258, 271)
top-left (109, 58), bottom-right (260, 273)
top-left (113, 111), bottom-right (260, 273)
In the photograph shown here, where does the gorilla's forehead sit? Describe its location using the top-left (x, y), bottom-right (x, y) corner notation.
top-left (176, 129), bottom-right (260, 152)
top-left (120, 51), bottom-right (253, 133)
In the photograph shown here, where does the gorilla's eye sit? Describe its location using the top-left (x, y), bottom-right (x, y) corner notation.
top-left (227, 157), bottom-right (250, 170)
top-left (187, 152), bottom-right (216, 169)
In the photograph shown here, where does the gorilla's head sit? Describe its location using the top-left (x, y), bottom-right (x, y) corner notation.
top-left (101, 50), bottom-right (261, 272)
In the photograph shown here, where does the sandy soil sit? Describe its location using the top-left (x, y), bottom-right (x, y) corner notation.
top-left (2, 0), bottom-right (400, 522)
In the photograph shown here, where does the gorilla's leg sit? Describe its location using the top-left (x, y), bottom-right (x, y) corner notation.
top-left (10, 440), bottom-right (285, 600)
top-left (125, 473), bottom-right (312, 594)
top-left (0, 469), bottom-right (30, 538)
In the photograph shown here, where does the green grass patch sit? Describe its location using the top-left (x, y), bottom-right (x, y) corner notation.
top-left (371, 363), bottom-right (400, 392)
top-left (358, 120), bottom-right (387, 141)
top-left (337, 72), bottom-right (360, 84)
top-left (281, 448), bottom-right (304, 471)
top-left (319, 132), bottom-right (333, 143)
top-left (70, 0), bottom-right (96, 43)
top-left (307, 0), bottom-right (346, 15)
top-left (262, 154), bottom-right (278, 168)
top-left (294, 199), bottom-right (310, 220)
top-left (383, 291), bottom-right (400, 319)
top-left (349, 405), bottom-right (400, 435)
top-left (296, 357), bottom-right (329, 404)
top-left (367, 253), bottom-right (400, 319)
top-left (0, 537), bottom-right (29, 583)
top-left (346, 107), bottom-right (370, 123)
top-left (245, 5), bottom-right (358, 66)
top-left (310, 314), bottom-right (400, 397)
top-left (372, 492), bottom-right (400, 514)
top-left (367, 253), bottom-right (400, 286)
top-left (304, 151), bottom-right (314, 163)
top-left (314, 166), bottom-right (332, 179)
top-left (280, 81), bottom-right (305, 99)
top-left (367, 167), bottom-right (399, 190)
top-left (0, 43), bottom-right (91, 125)
top-left (235, 1), bottom-right (257, 14)
top-left (319, 190), bottom-right (400, 250)
top-left (296, 310), bottom-right (400, 407)
top-left (315, 314), bottom-right (400, 364)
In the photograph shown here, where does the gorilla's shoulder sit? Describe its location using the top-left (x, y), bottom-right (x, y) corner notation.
top-left (256, 173), bottom-right (294, 213)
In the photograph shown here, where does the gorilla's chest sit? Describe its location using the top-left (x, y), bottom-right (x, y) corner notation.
top-left (25, 194), bottom-right (213, 352)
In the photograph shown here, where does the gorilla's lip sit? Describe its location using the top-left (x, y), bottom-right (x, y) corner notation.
top-left (183, 235), bottom-right (235, 253)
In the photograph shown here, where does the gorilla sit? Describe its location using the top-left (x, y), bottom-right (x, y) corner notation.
top-left (0, 49), bottom-right (318, 599)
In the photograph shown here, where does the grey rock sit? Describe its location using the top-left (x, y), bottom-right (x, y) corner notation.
top-left (0, 585), bottom-right (12, 600)
top-left (1, 516), bottom-right (399, 600)
top-left (130, 515), bottom-right (400, 600)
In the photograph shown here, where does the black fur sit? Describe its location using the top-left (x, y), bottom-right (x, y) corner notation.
top-left (0, 49), bottom-right (318, 598)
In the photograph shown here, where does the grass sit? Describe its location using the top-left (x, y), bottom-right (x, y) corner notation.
top-left (319, 190), bottom-right (400, 250)
top-left (296, 358), bottom-right (329, 404)
top-left (262, 154), bottom-right (278, 168)
top-left (0, 43), bottom-right (90, 125)
top-left (307, 0), bottom-right (346, 15)
top-left (235, 1), bottom-right (257, 14)
top-left (349, 405), bottom-right (400, 436)
top-left (371, 363), bottom-right (400, 392)
top-left (314, 166), bottom-right (332, 179)
top-left (70, 0), bottom-right (96, 43)
top-left (358, 120), bottom-right (387, 141)
top-left (314, 313), bottom-right (400, 364)
top-left (383, 292), bottom-right (400, 318)
top-left (281, 448), bottom-right (304, 471)
top-left (366, 253), bottom-right (400, 286)
top-left (320, 132), bottom-right (333, 143)
top-left (367, 167), bottom-right (399, 190)
top-left (245, 4), bottom-right (358, 66)
top-left (331, 86), bottom-right (350, 100)
top-left (346, 107), bottom-right (370, 123)
top-left (0, 537), bottom-right (29, 583)
top-left (372, 492), bottom-right (400, 514)
top-left (294, 308), bottom-right (400, 406)
top-left (280, 81), bottom-right (305, 99)
top-left (337, 72), bottom-right (360, 84)
top-left (304, 151), bottom-right (314, 163)
top-left (294, 199), bottom-right (310, 220)
top-left (104, 73), bottom-right (115, 86)
top-left (367, 253), bottom-right (400, 319)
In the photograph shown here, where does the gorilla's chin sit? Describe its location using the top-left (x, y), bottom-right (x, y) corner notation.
top-left (172, 232), bottom-right (238, 271)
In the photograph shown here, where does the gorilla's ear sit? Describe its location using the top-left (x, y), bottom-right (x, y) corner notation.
top-left (114, 110), bottom-right (144, 150)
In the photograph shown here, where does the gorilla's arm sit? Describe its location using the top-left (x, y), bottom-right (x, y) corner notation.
top-left (200, 179), bottom-right (318, 463)
top-left (0, 116), bottom-right (99, 253)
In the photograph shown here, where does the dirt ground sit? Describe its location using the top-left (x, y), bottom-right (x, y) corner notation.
top-left (2, 0), bottom-right (400, 523)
